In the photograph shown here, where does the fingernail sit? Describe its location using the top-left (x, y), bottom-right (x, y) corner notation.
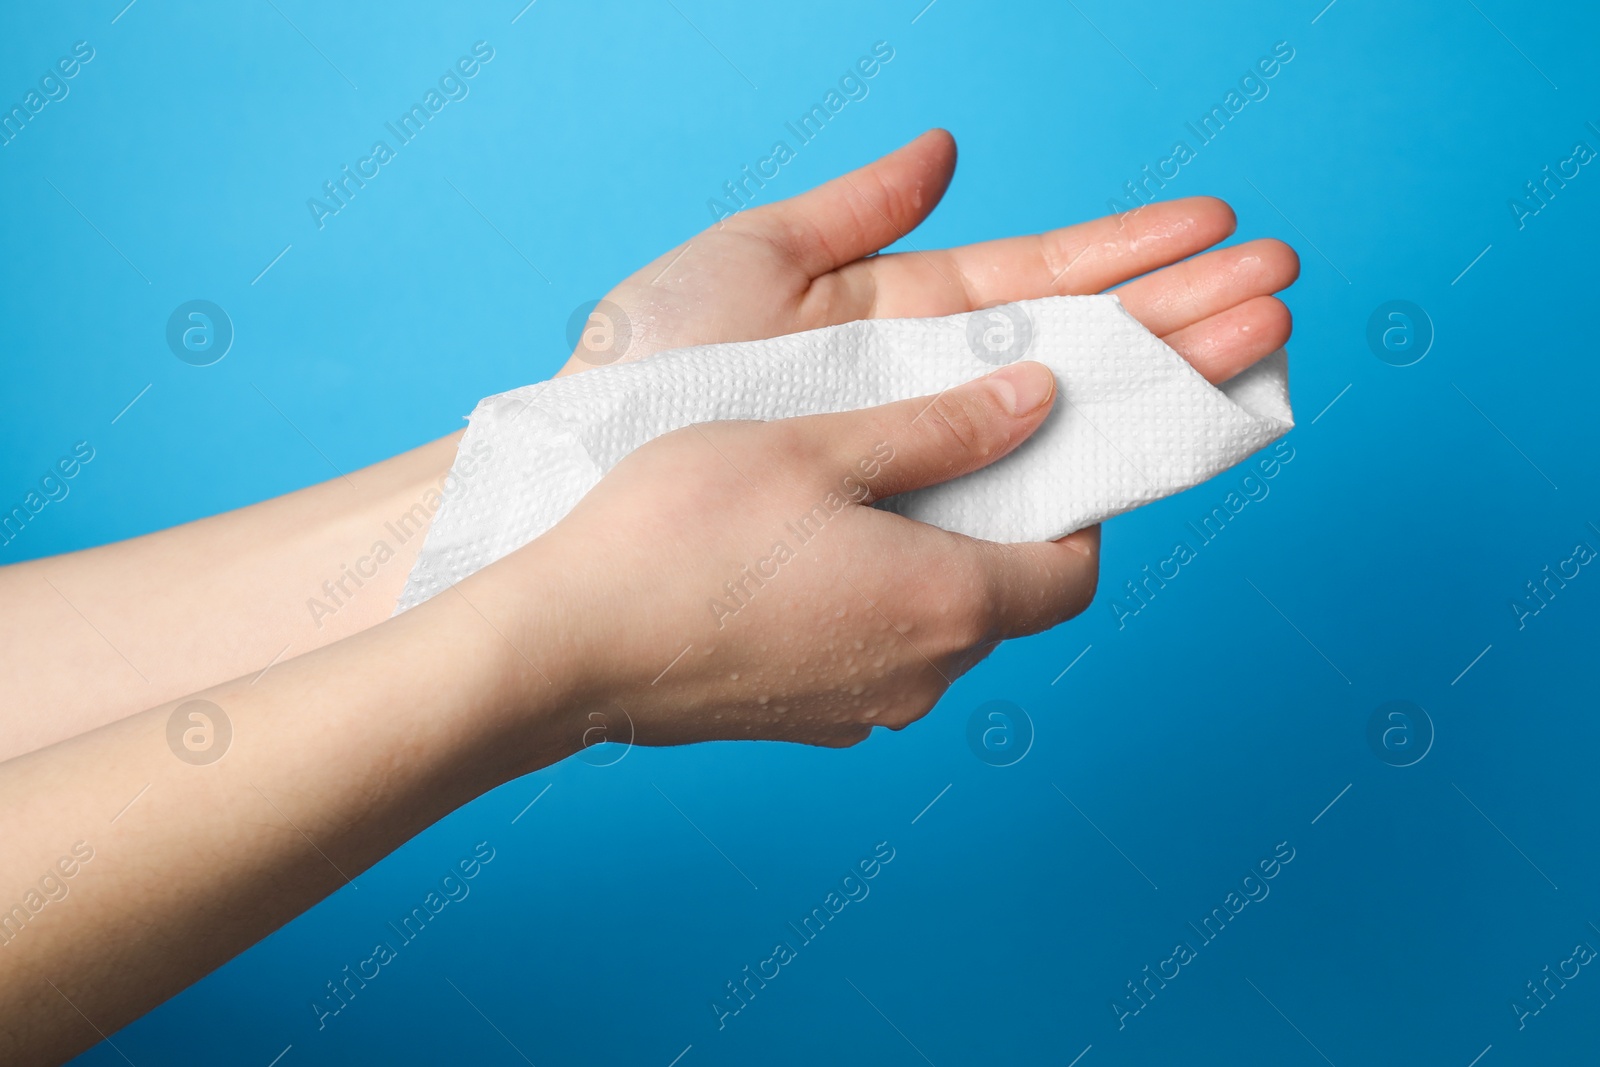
top-left (985, 362), bottom-right (1054, 416)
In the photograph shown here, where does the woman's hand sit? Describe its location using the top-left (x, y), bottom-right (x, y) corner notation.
top-left (559, 128), bottom-right (1298, 387)
top-left (485, 362), bottom-right (1084, 750)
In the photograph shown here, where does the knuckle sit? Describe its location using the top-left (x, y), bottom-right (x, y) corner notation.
top-left (925, 393), bottom-right (997, 459)
top-left (941, 551), bottom-right (998, 648)
top-left (761, 420), bottom-right (812, 462)
top-left (773, 420), bottom-right (841, 485)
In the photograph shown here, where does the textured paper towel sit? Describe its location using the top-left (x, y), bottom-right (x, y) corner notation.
top-left (396, 294), bottom-right (1292, 612)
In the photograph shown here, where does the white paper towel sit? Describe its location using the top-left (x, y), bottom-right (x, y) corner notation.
top-left (396, 294), bottom-right (1292, 612)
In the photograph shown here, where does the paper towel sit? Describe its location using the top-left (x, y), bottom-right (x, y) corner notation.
top-left (396, 294), bottom-right (1292, 612)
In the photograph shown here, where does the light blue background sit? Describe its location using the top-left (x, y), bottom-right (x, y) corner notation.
top-left (3, 0), bottom-right (1597, 1063)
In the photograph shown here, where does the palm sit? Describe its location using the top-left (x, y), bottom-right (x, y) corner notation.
top-left (559, 129), bottom-right (1297, 387)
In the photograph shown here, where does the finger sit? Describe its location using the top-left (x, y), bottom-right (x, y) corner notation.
top-left (729, 128), bottom-right (957, 278)
top-left (1115, 237), bottom-right (1300, 337)
top-left (851, 196), bottom-right (1238, 319)
top-left (1161, 295), bottom-right (1292, 384)
top-left (794, 361), bottom-right (1057, 500)
top-left (973, 524), bottom-right (1102, 641)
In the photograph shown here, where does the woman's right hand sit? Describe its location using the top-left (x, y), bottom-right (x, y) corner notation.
top-left (481, 359), bottom-right (1099, 751)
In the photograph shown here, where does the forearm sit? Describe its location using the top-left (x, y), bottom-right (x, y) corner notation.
top-left (0, 431), bottom-right (465, 761)
top-left (0, 561), bottom-right (577, 1065)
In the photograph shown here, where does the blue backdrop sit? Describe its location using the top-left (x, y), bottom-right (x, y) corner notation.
top-left (3, 1), bottom-right (1597, 1064)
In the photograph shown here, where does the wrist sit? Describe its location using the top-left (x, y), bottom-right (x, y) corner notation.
top-left (390, 557), bottom-right (590, 784)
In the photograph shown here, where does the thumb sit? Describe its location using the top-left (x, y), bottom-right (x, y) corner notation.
top-left (797, 361), bottom-right (1057, 501)
top-left (727, 128), bottom-right (957, 277)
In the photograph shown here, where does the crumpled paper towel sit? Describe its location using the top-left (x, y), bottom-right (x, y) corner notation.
top-left (396, 294), bottom-right (1292, 612)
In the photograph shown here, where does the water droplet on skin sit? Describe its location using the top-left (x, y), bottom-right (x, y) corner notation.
top-left (775, 706), bottom-right (788, 714)
top-left (853, 639), bottom-right (865, 651)
top-left (873, 655), bottom-right (887, 668)
top-left (864, 708), bottom-right (880, 719)
top-left (757, 695), bottom-right (769, 705)
top-left (729, 672), bottom-right (739, 681)
top-left (850, 684), bottom-right (865, 696)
